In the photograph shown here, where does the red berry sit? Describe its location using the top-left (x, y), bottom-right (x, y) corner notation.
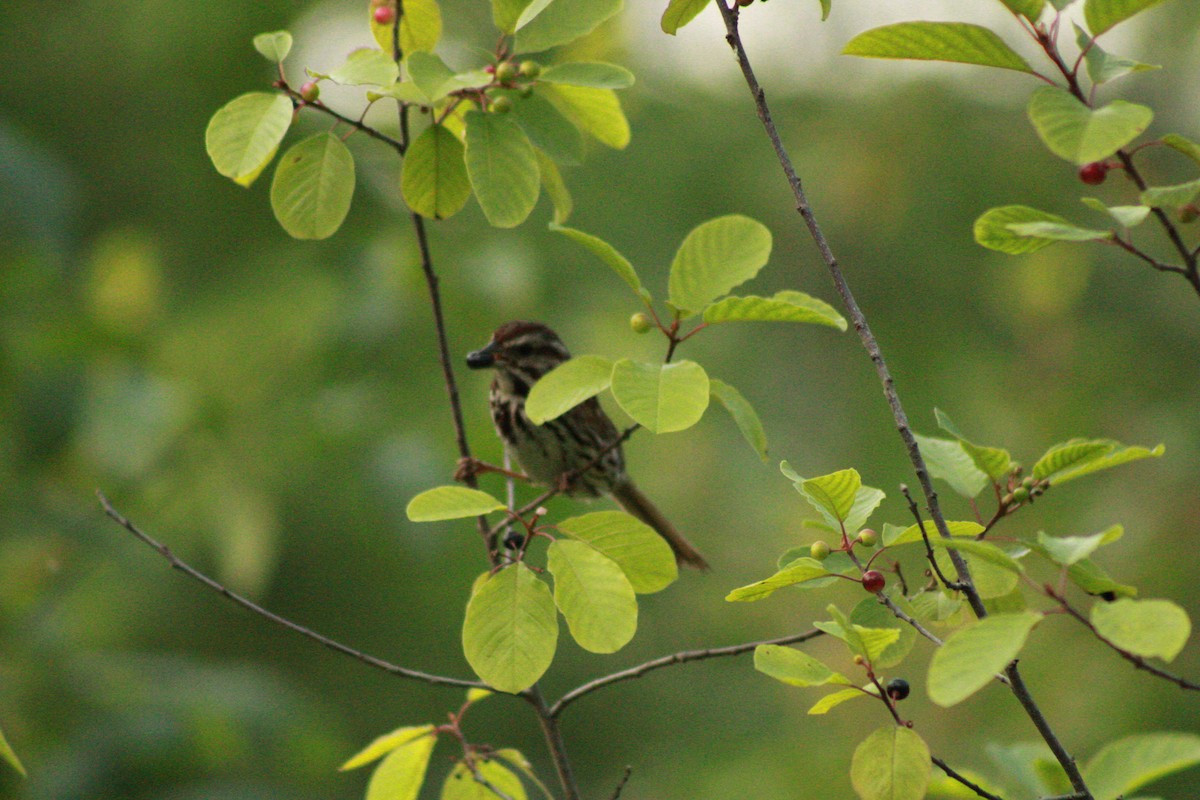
top-left (862, 570), bottom-right (886, 593)
top-left (299, 81), bottom-right (320, 103)
top-left (373, 5), bottom-right (395, 24)
top-left (1078, 162), bottom-right (1108, 185)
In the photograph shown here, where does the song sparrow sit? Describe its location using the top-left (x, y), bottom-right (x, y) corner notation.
top-left (465, 321), bottom-right (708, 569)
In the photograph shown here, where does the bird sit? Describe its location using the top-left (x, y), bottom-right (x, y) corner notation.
top-left (463, 321), bottom-right (708, 569)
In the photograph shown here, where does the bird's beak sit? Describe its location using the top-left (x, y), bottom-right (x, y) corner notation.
top-left (466, 341), bottom-right (496, 369)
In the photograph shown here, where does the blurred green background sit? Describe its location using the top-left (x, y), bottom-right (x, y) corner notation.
top-left (2, 1), bottom-right (1200, 798)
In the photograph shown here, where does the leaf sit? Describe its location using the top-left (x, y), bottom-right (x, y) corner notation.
top-left (442, 759), bottom-right (528, 800)
top-left (796, 468), bottom-right (861, 528)
top-left (818, 0), bottom-right (831, 20)
top-left (725, 557), bottom-right (831, 601)
top-left (551, 225), bottom-right (650, 301)
top-left (927, 612), bottom-right (1042, 706)
top-left (709, 378), bottom-right (768, 462)
top-left (466, 688), bottom-right (493, 704)
top-left (406, 51), bottom-right (457, 102)
top-left (493, 0), bottom-right (534, 34)
top-left (975, 205), bottom-right (1080, 254)
top-left (1085, 0), bottom-right (1173, 36)
top-left (1075, 24), bottom-right (1159, 84)
top-left (1034, 525), bottom-right (1123, 566)
top-left (205, 92), bottom-right (294, 187)
top-left (402, 124), bottom-right (471, 219)
top-left (547, 539), bottom-right (637, 653)
top-left (844, 485), bottom-right (886, 534)
top-left (809, 687), bottom-right (868, 715)
top-left (843, 22), bottom-right (1033, 73)
top-left (462, 563), bottom-right (558, 693)
top-left (525, 355), bottom-right (614, 423)
top-left (1006, 220), bottom-right (1111, 242)
top-left (850, 726), bottom-right (932, 800)
top-left (464, 110), bottom-right (540, 229)
top-left (540, 62), bottom-right (635, 89)
top-left (886, 519), bottom-right (984, 547)
top-left (914, 435), bottom-right (989, 498)
top-left (371, 0), bottom-right (442, 54)
top-left (1163, 133), bottom-right (1200, 168)
top-left (754, 644), bottom-right (850, 687)
top-left (998, 0), bottom-right (1045, 21)
top-left (556, 511), bottom-right (677, 593)
top-left (667, 215), bottom-right (773, 316)
top-left (342, 725), bottom-right (438, 771)
top-left (270, 133), bottom-right (356, 240)
top-left (1141, 178), bottom-right (1200, 209)
top-left (1027, 86), bottom-right (1153, 165)
top-left (514, 0), bottom-right (556, 30)
top-left (330, 48), bottom-right (400, 86)
top-left (1033, 438), bottom-right (1163, 484)
top-left (366, 732), bottom-right (437, 800)
top-left (1067, 558), bottom-right (1137, 599)
top-left (541, 84), bottom-right (630, 149)
top-left (854, 626), bottom-right (902, 663)
top-left (536, 150), bottom-right (572, 224)
top-left (494, 749), bottom-right (554, 800)
top-left (662, 0), bottom-right (710, 34)
top-left (1081, 197), bottom-right (1152, 228)
top-left (1091, 598), bottom-right (1191, 661)
top-left (1083, 732), bottom-right (1200, 800)
top-left (610, 359), bottom-right (710, 434)
top-left (515, 0), bottom-right (623, 53)
top-left (512, 93), bottom-right (585, 165)
top-left (253, 30), bottom-right (293, 62)
top-left (934, 409), bottom-right (1010, 480)
top-left (850, 595), bottom-right (917, 668)
top-left (931, 538), bottom-right (1024, 575)
top-left (702, 290), bottom-right (847, 330)
top-left (0, 723), bottom-right (25, 777)
top-left (407, 486), bottom-right (506, 521)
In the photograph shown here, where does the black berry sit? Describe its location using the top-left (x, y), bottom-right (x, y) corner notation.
top-left (886, 678), bottom-right (910, 701)
top-left (504, 531), bottom-right (525, 550)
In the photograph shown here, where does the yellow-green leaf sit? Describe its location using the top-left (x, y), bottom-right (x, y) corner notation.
top-left (406, 486), bottom-right (506, 521)
top-left (270, 133), bottom-right (356, 240)
top-left (1091, 598), bottom-right (1191, 662)
top-left (709, 378), bottom-right (768, 462)
top-left (462, 564), bottom-right (558, 693)
top-left (402, 124), bottom-right (470, 219)
top-left (610, 359), bottom-right (709, 434)
top-left (556, 511), bottom-right (677, 594)
top-left (668, 215), bottom-right (772, 316)
top-left (366, 732), bottom-right (437, 800)
top-left (341, 725), bottom-right (437, 771)
top-left (844, 22), bottom-right (1033, 73)
top-left (542, 84), bottom-right (630, 150)
top-left (464, 110), bottom-right (540, 229)
top-left (851, 726), bottom-right (932, 800)
top-left (206, 92), bottom-right (294, 187)
top-left (547, 539), bottom-right (637, 653)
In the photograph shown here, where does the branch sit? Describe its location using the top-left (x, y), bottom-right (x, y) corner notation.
top-left (550, 629), bottom-right (823, 717)
top-left (524, 686), bottom-right (581, 800)
top-left (98, 491), bottom-right (484, 690)
top-left (608, 766), bottom-right (633, 800)
top-left (901, 484), bottom-right (964, 591)
top-left (932, 756), bottom-right (1006, 800)
top-left (281, 87), bottom-right (406, 155)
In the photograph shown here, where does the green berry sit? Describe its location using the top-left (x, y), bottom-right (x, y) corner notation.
top-left (491, 95), bottom-right (513, 113)
top-left (299, 81), bottom-right (320, 102)
top-left (495, 61), bottom-right (520, 84)
top-left (856, 529), bottom-right (878, 547)
top-left (810, 540), bottom-right (831, 561)
top-left (519, 60), bottom-right (541, 79)
top-left (1011, 487), bottom-right (1030, 503)
top-left (630, 312), bottom-right (653, 334)
top-left (1021, 476), bottom-right (1035, 489)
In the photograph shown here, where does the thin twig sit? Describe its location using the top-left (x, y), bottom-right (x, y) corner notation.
top-left (98, 491), bottom-right (484, 689)
top-left (550, 629), bottom-right (823, 717)
top-left (467, 763), bottom-right (517, 800)
top-left (901, 485), bottom-right (964, 591)
top-left (608, 766), bottom-right (633, 800)
top-left (932, 756), bottom-right (1007, 800)
top-left (281, 88), bottom-right (406, 154)
top-left (524, 686), bottom-right (581, 800)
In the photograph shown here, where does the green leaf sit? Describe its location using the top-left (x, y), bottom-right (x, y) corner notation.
top-left (536, 150), bottom-right (572, 224)
top-left (330, 48), bottom-right (400, 86)
top-left (515, 0), bottom-right (623, 53)
top-left (550, 225), bottom-right (649, 301)
top-left (341, 725), bottom-right (438, 771)
top-left (366, 732), bottom-right (437, 800)
top-left (809, 687), bottom-right (868, 715)
top-left (206, 92), bottom-right (294, 187)
top-left (709, 378), bottom-right (768, 462)
top-left (851, 595), bottom-right (917, 668)
top-left (1067, 557), bottom-right (1137, 599)
top-left (662, 0), bottom-right (710, 34)
top-left (998, 0), bottom-right (1045, 20)
top-left (1091, 598), bottom-right (1191, 661)
top-left (975, 205), bottom-right (1079, 254)
top-left (514, 0), bottom-right (556, 30)
top-left (855, 626), bottom-right (902, 663)
top-left (466, 687), bottom-right (493, 704)
top-left (0, 723), bottom-right (25, 778)
top-left (493, 0), bottom-right (534, 34)
top-left (843, 22), bottom-right (1033, 73)
top-left (754, 644), bottom-right (850, 687)
top-left (1034, 525), bottom-right (1123, 566)
top-left (725, 557), bottom-right (831, 601)
top-left (1006, 220), bottom-right (1111, 242)
top-left (668, 215), bottom-right (773, 316)
top-left (1163, 133), bottom-right (1200, 168)
top-left (406, 51), bottom-right (457, 102)
top-left (270, 133), bottom-right (356, 240)
top-left (796, 468), bottom-right (860, 527)
top-left (851, 726), bottom-right (932, 800)
top-left (887, 520), bottom-right (984, 547)
top-left (547, 539), bottom-right (637, 653)
top-left (1085, 0), bottom-right (1173, 36)
top-left (927, 612), bottom-right (1042, 706)
top-left (402, 124), bottom-right (470, 219)
top-left (1141, 178), bottom-right (1200, 209)
top-left (702, 290), bottom-right (848, 330)
top-left (818, 0), bottom-right (832, 20)
top-left (1027, 86), bottom-right (1153, 164)
top-left (442, 759), bottom-right (528, 800)
top-left (407, 486), bottom-right (506, 521)
top-left (610, 359), bottom-right (710, 434)
top-left (541, 84), bottom-right (630, 149)
top-left (935, 410), bottom-right (1011, 480)
top-left (914, 435), bottom-right (989, 498)
top-left (931, 538), bottom-right (1024, 574)
top-left (512, 93), bottom-right (585, 165)
top-left (933, 544), bottom-right (1021, 600)
top-left (1075, 24), bottom-right (1159, 84)
top-left (464, 110), bottom-right (540, 229)
top-left (1081, 197), bottom-right (1152, 228)
top-left (525, 355), bottom-right (614, 423)
top-left (845, 485), bottom-right (886, 534)
top-left (1033, 438), bottom-right (1163, 484)
top-left (556, 511), bottom-right (677, 593)
top-left (371, 0), bottom-right (442, 54)
top-left (540, 62), bottom-right (635, 89)
top-left (1084, 732), bottom-right (1200, 800)
top-left (253, 30), bottom-right (293, 62)
top-left (494, 749), bottom-right (554, 800)
top-left (463, 563), bottom-right (558, 693)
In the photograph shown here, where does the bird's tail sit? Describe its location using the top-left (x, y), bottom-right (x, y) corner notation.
top-left (610, 478), bottom-right (709, 570)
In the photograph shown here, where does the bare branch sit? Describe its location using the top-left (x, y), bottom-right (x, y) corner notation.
top-left (524, 686), bottom-right (581, 800)
top-left (608, 766), bottom-right (633, 800)
top-left (932, 756), bottom-right (1007, 800)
